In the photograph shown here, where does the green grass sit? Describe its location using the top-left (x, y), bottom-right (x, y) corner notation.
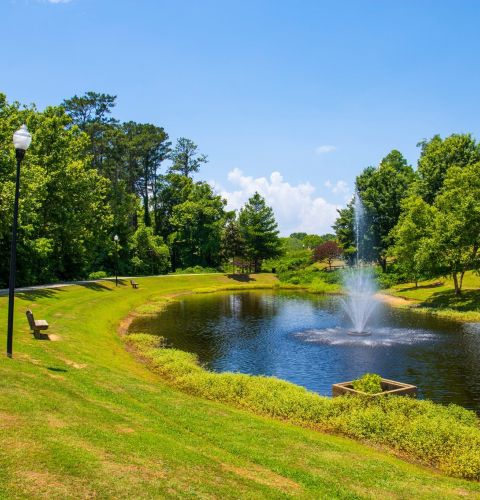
top-left (1, 274), bottom-right (479, 498)
top-left (386, 271), bottom-right (480, 321)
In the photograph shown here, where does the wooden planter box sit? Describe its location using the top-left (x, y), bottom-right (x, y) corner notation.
top-left (332, 378), bottom-right (417, 398)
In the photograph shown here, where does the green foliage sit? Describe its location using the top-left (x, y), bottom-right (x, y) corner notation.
top-left (416, 134), bottom-right (480, 204)
top-left (0, 94), bottom-right (112, 286)
top-left (391, 163), bottom-right (480, 295)
top-left (390, 195), bottom-right (437, 286)
top-left (168, 137), bottom-right (207, 177)
top-left (128, 226), bottom-right (170, 275)
top-left (333, 202), bottom-right (356, 265)
top-left (238, 192), bottom-right (282, 272)
top-left (169, 182), bottom-right (227, 269)
top-left (352, 373), bottom-right (383, 394)
top-left (174, 265), bottom-right (219, 274)
top-left (355, 150), bottom-right (415, 270)
top-left (87, 270), bottom-right (108, 280)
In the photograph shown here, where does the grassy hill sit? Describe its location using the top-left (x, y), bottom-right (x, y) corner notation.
top-left (1, 274), bottom-right (479, 498)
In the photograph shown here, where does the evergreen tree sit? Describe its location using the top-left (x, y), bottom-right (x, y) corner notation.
top-left (238, 192), bottom-right (282, 273)
top-left (221, 217), bottom-right (245, 273)
top-left (169, 137), bottom-right (207, 177)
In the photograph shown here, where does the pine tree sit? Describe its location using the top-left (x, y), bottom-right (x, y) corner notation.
top-left (238, 192), bottom-right (281, 273)
top-left (221, 217), bottom-right (245, 273)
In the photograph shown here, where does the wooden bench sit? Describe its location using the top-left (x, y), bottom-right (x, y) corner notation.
top-left (130, 280), bottom-right (139, 289)
top-left (26, 310), bottom-right (49, 339)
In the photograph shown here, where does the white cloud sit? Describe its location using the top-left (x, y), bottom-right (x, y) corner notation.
top-left (325, 179), bottom-right (349, 195)
top-left (211, 169), bottom-right (341, 236)
top-left (315, 145), bottom-right (337, 155)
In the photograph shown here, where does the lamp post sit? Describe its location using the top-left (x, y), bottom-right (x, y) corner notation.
top-left (7, 125), bottom-right (32, 358)
top-left (114, 234), bottom-right (119, 287)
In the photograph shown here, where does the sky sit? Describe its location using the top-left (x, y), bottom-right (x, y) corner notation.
top-left (2, 0), bottom-right (480, 235)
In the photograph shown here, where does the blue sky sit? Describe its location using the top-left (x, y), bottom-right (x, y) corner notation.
top-left (2, 0), bottom-right (480, 234)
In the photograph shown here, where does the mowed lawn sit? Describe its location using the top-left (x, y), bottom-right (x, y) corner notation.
top-left (1, 274), bottom-right (479, 499)
top-left (387, 271), bottom-right (480, 322)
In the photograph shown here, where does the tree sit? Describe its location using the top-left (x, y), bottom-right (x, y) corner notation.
top-left (221, 217), bottom-right (245, 273)
top-left (121, 121), bottom-right (170, 227)
top-left (129, 226), bottom-right (170, 275)
top-left (154, 173), bottom-right (193, 242)
top-left (303, 234), bottom-right (323, 250)
top-left (0, 94), bottom-right (112, 285)
top-left (238, 192), bottom-right (282, 273)
top-left (313, 241), bottom-right (342, 270)
top-left (390, 196), bottom-right (436, 287)
top-left (333, 201), bottom-right (356, 265)
top-left (289, 232), bottom-right (307, 240)
top-left (355, 150), bottom-right (415, 271)
top-left (62, 92), bottom-right (119, 175)
top-left (169, 182), bottom-right (227, 269)
top-left (169, 137), bottom-right (207, 177)
top-left (422, 163), bottom-right (480, 295)
top-left (416, 134), bottom-right (480, 204)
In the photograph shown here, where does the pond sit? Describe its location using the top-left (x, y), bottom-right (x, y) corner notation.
top-left (129, 290), bottom-right (480, 412)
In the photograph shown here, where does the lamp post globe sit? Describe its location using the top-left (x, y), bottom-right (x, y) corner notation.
top-left (7, 125), bottom-right (32, 358)
top-left (114, 235), bottom-right (119, 287)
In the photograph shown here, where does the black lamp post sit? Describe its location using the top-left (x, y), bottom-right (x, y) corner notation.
top-left (7, 125), bottom-right (32, 358)
top-left (114, 234), bottom-right (119, 287)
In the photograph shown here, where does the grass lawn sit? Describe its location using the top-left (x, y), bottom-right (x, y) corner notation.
top-left (1, 273), bottom-right (479, 498)
top-left (386, 271), bottom-right (480, 322)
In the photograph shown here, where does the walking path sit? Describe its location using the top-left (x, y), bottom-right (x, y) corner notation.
top-left (0, 273), bottom-right (221, 296)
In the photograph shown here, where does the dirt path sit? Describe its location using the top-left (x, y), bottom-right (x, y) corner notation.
top-left (374, 292), bottom-right (415, 307)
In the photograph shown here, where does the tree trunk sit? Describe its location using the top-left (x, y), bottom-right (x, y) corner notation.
top-left (143, 195), bottom-right (151, 227)
top-left (453, 272), bottom-right (462, 295)
top-left (378, 257), bottom-right (387, 273)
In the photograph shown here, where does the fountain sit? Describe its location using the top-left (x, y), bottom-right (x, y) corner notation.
top-left (341, 192), bottom-right (377, 335)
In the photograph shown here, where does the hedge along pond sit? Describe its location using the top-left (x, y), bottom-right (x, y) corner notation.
top-left (126, 290), bottom-right (480, 480)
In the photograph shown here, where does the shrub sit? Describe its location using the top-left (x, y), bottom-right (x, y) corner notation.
top-left (88, 270), bottom-right (108, 280)
top-left (174, 266), bottom-right (219, 274)
top-left (352, 373), bottom-right (383, 394)
top-left (126, 308), bottom-right (480, 480)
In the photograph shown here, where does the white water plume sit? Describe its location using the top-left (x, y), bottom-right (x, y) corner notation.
top-left (341, 191), bottom-right (377, 334)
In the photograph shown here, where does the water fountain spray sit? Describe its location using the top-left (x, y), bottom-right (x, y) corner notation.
top-left (341, 191), bottom-right (377, 335)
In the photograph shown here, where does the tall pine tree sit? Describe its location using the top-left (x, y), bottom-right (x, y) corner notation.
top-left (238, 192), bottom-right (281, 273)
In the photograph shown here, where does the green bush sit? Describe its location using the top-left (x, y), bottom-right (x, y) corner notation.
top-left (88, 270), bottom-right (108, 280)
top-left (352, 373), bottom-right (383, 394)
top-left (174, 266), bottom-right (220, 274)
top-left (126, 320), bottom-right (480, 481)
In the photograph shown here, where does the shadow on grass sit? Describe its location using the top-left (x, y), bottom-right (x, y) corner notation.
top-left (47, 366), bottom-right (68, 372)
top-left (16, 287), bottom-right (66, 301)
top-left (419, 289), bottom-right (480, 312)
top-left (76, 281), bottom-right (114, 292)
top-left (396, 282), bottom-right (445, 293)
top-left (226, 274), bottom-right (256, 282)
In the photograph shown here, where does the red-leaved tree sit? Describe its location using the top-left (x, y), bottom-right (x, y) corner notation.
top-left (313, 241), bottom-right (342, 270)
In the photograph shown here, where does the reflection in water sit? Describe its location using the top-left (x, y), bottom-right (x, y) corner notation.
top-left (129, 291), bottom-right (480, 412)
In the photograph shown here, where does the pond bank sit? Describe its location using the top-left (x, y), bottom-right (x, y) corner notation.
top-left (123, 280), bottom-right (480, 481)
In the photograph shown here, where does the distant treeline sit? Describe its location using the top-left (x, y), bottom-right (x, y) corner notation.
top-left (0, 92), bottom-right (282, 287)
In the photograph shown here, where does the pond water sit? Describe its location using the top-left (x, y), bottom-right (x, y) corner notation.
top-left (129, 291), bottom-right (480, 412)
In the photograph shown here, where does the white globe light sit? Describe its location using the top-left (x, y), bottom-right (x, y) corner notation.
top-left (114, 234), bottom-right (119, 242)
top-left (13, 124), bottom-right (32, 151)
